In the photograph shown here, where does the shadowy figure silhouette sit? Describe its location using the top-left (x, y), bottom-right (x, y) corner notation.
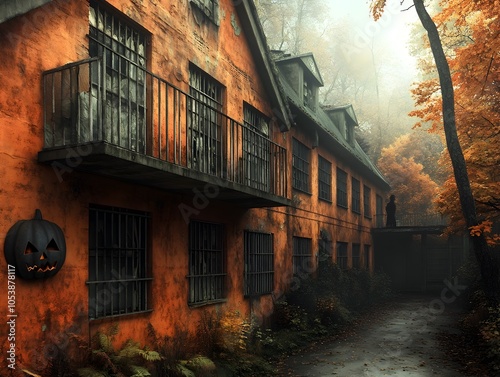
top-left (386, 194), bottom-right (396, 227)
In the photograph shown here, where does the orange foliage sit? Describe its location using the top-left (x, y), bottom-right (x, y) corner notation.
top-left (378, 134), bottom-right (439, 215)
top-left (409, 0), bottom-right (500, 244)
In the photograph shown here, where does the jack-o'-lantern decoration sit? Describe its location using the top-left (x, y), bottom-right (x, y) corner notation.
top-left (4, 209), bottom-right (66, 279)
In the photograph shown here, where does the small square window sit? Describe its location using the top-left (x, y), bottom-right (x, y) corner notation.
top-left (190, 0), bottom-right (219, 25)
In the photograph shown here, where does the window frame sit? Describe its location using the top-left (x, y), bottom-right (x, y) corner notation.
top-left (89, 0), bottom-right (149, 153)
top-left (292, 138), bottom-right (311, 194)
top-left (293, 236), bottom-right (313, 275)
top-left (188, 64), bottom-right (224, 176)
top-left (363, 185), bottom-right (372, 219)
top-left (190, 0), bottom-right (219, 25)
top-left (352, 177), bottom-right (361, 214)
top-left (318, 155), bottom-right (332, 202)
top-left (336, 168), bottom-right (348, 208)
top-left (352, 243), bottom-right (361, 269)
top-left (88, 204), bottom-right (152, 320)
top-left (336, 242), bottom-right (348, 270)
top-left (188, 221), bottom-right (226, 306)
top-left (243, 103), bottom-right (271, 192)
top-left (244, 231), bottom-right (274, 297)
top-left (364, 244), bottom-right (371, 270)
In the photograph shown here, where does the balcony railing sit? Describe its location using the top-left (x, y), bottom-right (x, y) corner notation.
top-left (41, 57), bottom-right (287, 203)
top-left (373, 213), bottom-right (449, 229)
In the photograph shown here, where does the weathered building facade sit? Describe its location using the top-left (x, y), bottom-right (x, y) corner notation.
top-left (0, 0), bottom-right (389, 373)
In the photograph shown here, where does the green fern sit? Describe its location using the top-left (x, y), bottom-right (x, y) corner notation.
top-left (118, 339), bottom-right (142, 359)
top-left (129, 365), bottom-right (152, 377)
top-left (97, 333), bottom-right (114, 354)
top-left (139, 349), bottom-right (162, 362)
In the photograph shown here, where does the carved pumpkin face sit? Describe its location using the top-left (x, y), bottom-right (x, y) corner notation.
top-left (4, 209), bottom-right (66, 279)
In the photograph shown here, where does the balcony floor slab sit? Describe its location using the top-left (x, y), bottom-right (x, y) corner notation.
top-left (38, 142), bottom-right (290, 208)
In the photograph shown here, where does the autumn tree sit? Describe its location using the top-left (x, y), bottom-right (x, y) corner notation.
top-left (371, 0), bottom-right (500, 302)
top-left (377, 133), bottom-right (439, 215)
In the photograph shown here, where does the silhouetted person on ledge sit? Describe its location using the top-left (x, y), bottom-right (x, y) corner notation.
top-left (386, 194), bottom-right (396, 227)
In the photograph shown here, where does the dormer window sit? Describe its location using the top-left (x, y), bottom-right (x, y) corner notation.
top-left (303, 79), bottom-right (316, 110)
top-left (346, 122), bottom-right (355, 145)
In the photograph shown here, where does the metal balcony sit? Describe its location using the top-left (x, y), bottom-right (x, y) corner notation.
top-left (38, 57), bottom-right (289, 207)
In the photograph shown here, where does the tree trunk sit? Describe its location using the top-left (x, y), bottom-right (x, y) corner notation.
top-left (413, 0), bottom-right (499, 303)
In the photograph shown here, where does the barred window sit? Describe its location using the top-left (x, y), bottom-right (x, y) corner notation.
top-left (352, 243), bottom-right (361, 269)
top-left (336, 242), bottom-right (348, 270)
top-left (292, 138), bottom-right (310, 193)
top-left (363, 185), bottom-right (372, 218)
top-left (244, 232), bottom-right (274, 296)
top-left (243, 104), bottom-right (270, 191)
top-left (189, 65), bottom-right (224, 175)
top-left (88, 205), bottom-right (151, 320)
top-left (318, 237), bottom-right (333, 263)
top-left (318, 155), bottom-right (332, 202)
top-left (336, 168), bottom-right (348, 208)
top-left (89, 0), bottom-right (148, 152)
top-left (293, 236), bottom-right (312, 275)
top-left (352, 177), bottom-right (361, 214)
top-left (190, 0), bottom-right (219, 25)
top-left (188, 221), bottom-right (226, 305)
top-left (364, 245), bottom-right (371, 270)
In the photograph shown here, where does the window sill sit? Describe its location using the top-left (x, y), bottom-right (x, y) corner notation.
top-left (188, 299), bottom-right (227, 308)
top-left (89, 309), bottom-right (153, 322)
top-left (244, 292), bottom-right (273, 298)
top-left (292, 187), bottom-right (312, 196)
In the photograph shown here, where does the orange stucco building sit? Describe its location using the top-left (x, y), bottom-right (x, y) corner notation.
top-left (0, 0), bottom-right (389, 373)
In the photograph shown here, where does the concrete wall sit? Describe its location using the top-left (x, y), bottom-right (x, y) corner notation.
top-left (373, 231), bottom-right (470, 293)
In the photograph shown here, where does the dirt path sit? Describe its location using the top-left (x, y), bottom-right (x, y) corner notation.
top-left (278, 295), bottom-right (467, 376)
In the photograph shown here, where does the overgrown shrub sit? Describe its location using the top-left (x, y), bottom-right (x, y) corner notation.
top-left (78, 324), bottom-right (161, 377)
top-left (276, 261), bottom-right (392, 330)
top-left (147, 324), bottom-right (191, 377)
top-left (480, 305), bottom-right (500, 372)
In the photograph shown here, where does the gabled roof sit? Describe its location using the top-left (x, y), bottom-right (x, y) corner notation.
top-left (0, 0), bottom-right (52, 24)
top-left (277, 66), bottom-right (390, 191)
top-left (275, 52), bottom-right (324, 87)
top-left (234, 0), bottom-right (293, 131)
top-left (323, 104), bottom-right (358, 126)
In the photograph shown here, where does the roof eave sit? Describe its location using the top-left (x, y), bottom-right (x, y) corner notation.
top-left (234, 0), bottom-right (293, 131)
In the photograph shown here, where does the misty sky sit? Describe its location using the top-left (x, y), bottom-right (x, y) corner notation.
top-left (330, 0), bottom-right (420, 86)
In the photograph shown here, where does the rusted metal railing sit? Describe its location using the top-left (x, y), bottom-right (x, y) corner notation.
top-left (43, 57), bottom-right (287, 198)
